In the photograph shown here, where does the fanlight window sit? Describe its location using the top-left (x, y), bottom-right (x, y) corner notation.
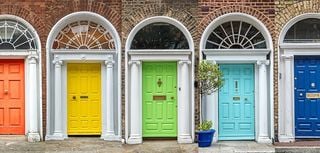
top-left (284, 18), bottom-right (320, 43)
top-left (130, 22), bottom-right (189, 49)
top-left (53, 21), bottom-right (115, 50)
top-left (0, 20), bottom-right (36, 50)
top-left (205, 21), bottom-right (266, 49)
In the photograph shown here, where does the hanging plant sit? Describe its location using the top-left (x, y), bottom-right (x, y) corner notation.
top-left (198, 60), bottom-right (223, 95)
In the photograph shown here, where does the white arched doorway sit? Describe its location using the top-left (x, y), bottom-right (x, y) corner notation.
top-left (200, 13), bottom-right (273, 143)
top-left (46, 11), bottom-right (121, 141)
top-left (0, 15), bottom-right (42, 142)
top-left (125, 16), bottom-right (195, 144)
top-left (278, 13), bottom-right (320, 142)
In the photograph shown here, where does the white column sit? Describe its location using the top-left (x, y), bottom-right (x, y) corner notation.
top-left (279, 55), bottom-right (295, 142)
top-left (178, 60), bottom-right (192, 143)
top-left (27, 55), bottom-right (40, 142)
top-left (102, 60), bottom-right (117, 141)
top-left (257, 60), bottom-right (271, 143)
top-left (52, 60), bottom-right (64, 140)
top-left (127, 60), bottom-right (142, 144)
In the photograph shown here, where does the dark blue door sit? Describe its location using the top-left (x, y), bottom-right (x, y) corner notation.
top-left (295, 56), bottom-right (320, 138)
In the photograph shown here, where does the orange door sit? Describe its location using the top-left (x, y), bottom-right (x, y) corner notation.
top-left (0, 59), bottom-right (25, 135)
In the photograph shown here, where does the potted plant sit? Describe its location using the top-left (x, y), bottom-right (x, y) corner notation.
top-left (197, 120), bottom-right (214, 147)
top-left (197, 60), bottom-right (223, 147)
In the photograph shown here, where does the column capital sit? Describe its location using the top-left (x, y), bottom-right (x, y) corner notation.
top-left (257, 60), bottom-right (269, 66)
top-left (27, 54), bottom-right (38, 62)
top-left (178, 60), bottom-right (191, 65)
top-left (282, 55), bottom-right (294, 61)
top-left (128, 60), bottom-right (141, 66)
top-left (53, 60), bottom-right (63, 66)
top-left (105, 60), bottom-right (115, 66)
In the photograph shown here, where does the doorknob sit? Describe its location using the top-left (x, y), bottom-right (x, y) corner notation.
top-left (72, 96), bottom-right (76, 100)
top-left (4, 89), bottom-right (8, 94)
top-left (171, 96), bottom-right (174, 100)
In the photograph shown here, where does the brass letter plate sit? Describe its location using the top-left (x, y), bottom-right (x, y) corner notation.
top-left (153, 95), bottom-right (166, 100)
top-left (80, 96), bottom-right (89, 99)
top-left (306, 93), bottom-right (320, 99)
top-left (233, 96), bottom-right (240, 101)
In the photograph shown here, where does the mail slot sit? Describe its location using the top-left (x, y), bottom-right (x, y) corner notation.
top-left (153, 95), bottom-right (166, 100)
top-left (233, 96), bottom-right (240, 101)
top-left (80, 96), bottom-right (89, 99)
top-left (306, 93), bottom-right (320, 99)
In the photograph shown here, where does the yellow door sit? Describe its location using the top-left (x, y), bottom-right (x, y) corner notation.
top-left (67, 63), bottom-right (101, 135)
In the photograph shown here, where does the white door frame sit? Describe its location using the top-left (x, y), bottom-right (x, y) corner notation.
top-left (0, 15), bottom-right (42, 142)
top-left (125, 16), bottom-right (195, 144)
top-left (45, 11), bottom-right (122, 141)
top-left (278, 13), bottom-right (320, 142)
top-left (200, 13), bottom-right (274, 143)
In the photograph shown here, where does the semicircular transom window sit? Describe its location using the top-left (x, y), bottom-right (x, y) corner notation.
top-left (130, 22), bottom-right (189, 49)
top-left (0, 20), bottom-right (37, 50)
top-left (205, 21), bottom-right (267, 49)
top-left (284, 18), bottom-right (320, 43)
top-left (53, 21), bottom-right (115, 50)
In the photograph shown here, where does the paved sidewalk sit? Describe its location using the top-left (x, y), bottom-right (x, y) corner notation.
top-left (198, 141), bottom-right (275, 153)
top-left (0, 136), bottom-right (198, 153)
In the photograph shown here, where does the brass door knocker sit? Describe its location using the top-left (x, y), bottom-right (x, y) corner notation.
top-left (157, 78), bottom-right (163, 87)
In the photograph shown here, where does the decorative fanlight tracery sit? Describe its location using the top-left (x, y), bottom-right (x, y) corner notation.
top-left (0, 20), bottom-right (37, 50)
top-left (53, 21), bottom-right (115, 50)
top-left (205, 21), bottom-right (267, 49)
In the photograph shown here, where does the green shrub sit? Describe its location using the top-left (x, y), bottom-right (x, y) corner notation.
top-left (198, 120), bottom-right (213, 131)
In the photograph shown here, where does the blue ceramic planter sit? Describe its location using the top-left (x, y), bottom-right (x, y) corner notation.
top-left (197, 129), bottom-right (215, 147)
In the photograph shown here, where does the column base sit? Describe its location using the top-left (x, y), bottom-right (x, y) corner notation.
top-left (178, 134), bottom-right (193, 143)
top-left (101, 133), bottom-right (121, 141)
top-left (27, 132), bottom-right (41, 142)
top-left (127, 135), bottom-right (142, 144)
top-left (46, 133), bottom-right (65, 140)
top-left (278, 135), bottom-right (295, 143)
top-left (257, 136), bottom-right (272, 143)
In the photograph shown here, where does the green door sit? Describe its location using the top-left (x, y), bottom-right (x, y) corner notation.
top-left (142, 62), bottom-right (177, 137)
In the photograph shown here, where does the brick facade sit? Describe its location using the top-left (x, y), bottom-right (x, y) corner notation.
top-left (3, 0), bottom-right (318, 142)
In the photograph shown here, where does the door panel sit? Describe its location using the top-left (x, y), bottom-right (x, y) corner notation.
top-left (67, 63), bottom-right (101, 135)
top-left (295, 56), bottom-right (320, 138)
top-left (219, 64), bottom-right (255, 140)
top-left (0, 59), bottom-right (25, 134)
top-left (142, 62), bottom-right (177, 137)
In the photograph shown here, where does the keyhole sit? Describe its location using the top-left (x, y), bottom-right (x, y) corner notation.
top-left (73, 96), bottom-right (76, 100)
top-left (157, 78), bottom-right (163, 87)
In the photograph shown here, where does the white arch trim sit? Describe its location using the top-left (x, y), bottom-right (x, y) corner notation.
top-left (200, 13), bottom-right (273, 52)
top-left (125, 16), bottom-right (194, 51)
top-left (125, 16), bottom-right (195, 144)
top-left (199, 13), bottom-right (274, 143)
top-left (0, 14), bottom-right (42, 142)
top-left (46, 11), bottom-right (122, 141)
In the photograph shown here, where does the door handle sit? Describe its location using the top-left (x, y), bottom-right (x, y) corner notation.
top-left (4, 89), bottom-right (8, 94)
top-left (72, 96), bottom-right (76, 100)
top-left (171, 96), bottom-right (174, 100)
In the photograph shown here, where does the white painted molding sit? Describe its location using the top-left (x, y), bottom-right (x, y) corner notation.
top-left (0, 15), bottom-right (42, 142)
top-left (125, 16), bottom-right (195, 144)
top-left (46, 11), bottom-right (121, 141)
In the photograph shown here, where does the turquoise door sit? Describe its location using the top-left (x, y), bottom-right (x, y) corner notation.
top-left (218, 64), bottom-right (255, 140)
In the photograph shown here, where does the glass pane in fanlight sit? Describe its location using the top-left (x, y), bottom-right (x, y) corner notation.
top-left (284, 18), bottom-right (320, 43)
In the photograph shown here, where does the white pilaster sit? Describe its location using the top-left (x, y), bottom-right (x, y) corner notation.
top-left (127, 60), bottom-right (142, 144)
top-left (279, 55), bottom-right (295, 142)
top-left (102, 59), bottom-right (118, 141)
top-left (27, 55), bottom-right (40, 142)
top-left (257, 60), bottom-right (271, 143)
top-left (178, 60), bottom-right (192, 143)
top-left (52, 60), bottom-right (64, 140)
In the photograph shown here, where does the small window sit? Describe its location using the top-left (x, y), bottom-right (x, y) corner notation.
top-left (53, 21), bottom-right (115, 50)
top-left (0, 20), bottom-right (37, 50)
top-left (130, 22), bottom-right (189, 49)
top-left (205, 21), bottom-right (267, 49)
top-left (284, 18), bottom-right (320, 43)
